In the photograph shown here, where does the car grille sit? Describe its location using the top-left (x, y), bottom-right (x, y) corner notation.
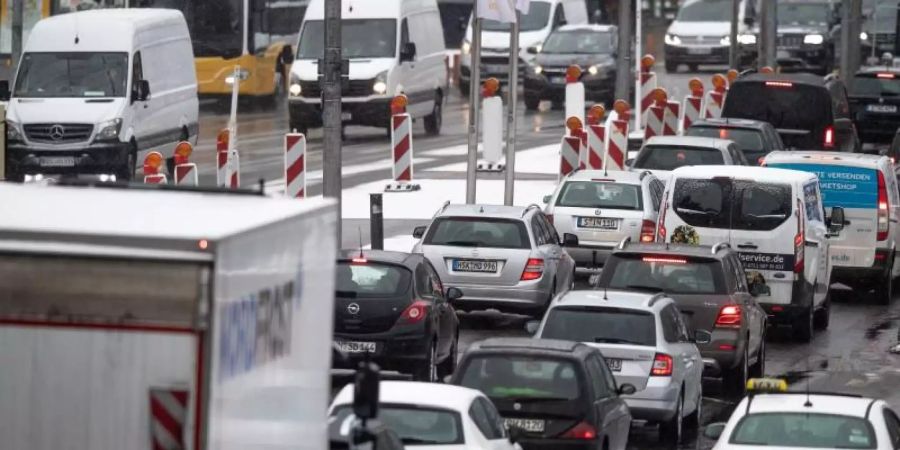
top-left (299, 79), bottom-right (375, 98)
top-left (777, 34), bottom-right (804, 49)
top-left (875, 33), bottom-right (896, 46)
top-left (678, 35), bottom-right (723, 45)
top-left (24, 123), bottom-right (93, 144)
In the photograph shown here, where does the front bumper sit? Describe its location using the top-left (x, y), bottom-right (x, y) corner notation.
top-left (288, 97), bottom-right (392, 129)
top-left (523, 73), bottom-right (615, 102)
top-left (449, 279), bottom-right (552, 314)
top-left (623, 377), bottom-right (680, 422)
top-left (740, 45), bottom-right (829, 72)
top-left (664, 44), bottom-right (730, 64)
top-left (6, 141), bottom-right (130, 176)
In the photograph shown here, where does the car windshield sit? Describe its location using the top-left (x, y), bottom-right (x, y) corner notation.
top-left (482, 2), bottom-right (550, 31)
top-left (850, 74), bottom-right (900, 96)
top-left (634, 145), bottom-right (725, 171)
top-left (298, 19), bottom-right (397, 59)
top-left (331, 405), bottom-right (464, 446)
top-left (601, 255), bottom-right (725, 294)
top-left (459, 355), bottom-right (581, 400)
top-left (730, 413), bottom-right (877, 448)
top-left (424, 217), bottom-right (531, 249)
top-left (686, 127), bottom-right (767, 164)
top-left (556, 181), bottom-right (643, 210)
top-left (778, 3), bottom-right (831, 25)
top-left (673, 179), bottom-right (792, 231)
top-left (541, 306), bottom-right (657, 346)
top-left (723, 82), bottom-right (831, 149)
top-left (542, 30), bottom-right (614, 54)
top-left (335, 262), bottom-right (411, 297)
top-left (14, 52), bottom-right (128, 98)
top-left (676, 0), bottom-right (732, 22)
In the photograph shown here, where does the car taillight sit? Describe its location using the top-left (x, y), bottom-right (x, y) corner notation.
top-left (794, 200), bottom-right (805, 274)
top-left (715, 304), bottom-right (742, 328)
top-left (560, 421), bottom-right (597, 440)
top-left (878, 171), bottom-right (889, 241)
top-left (824, 125), bottom-right (835, 149)
top-left (398, 300), bottom-right (428, 325)
top-left (521, 258), bottom-right (545, 281)
top-left (651, 353), bottom-right (673, 376)
top-left (640, 220), bottom-right (656, 242)
top-left (656, 201), bottom-right (668, 242)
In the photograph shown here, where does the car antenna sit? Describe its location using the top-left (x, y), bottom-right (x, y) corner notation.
top-left (603, 286), bottom-right (608, 301)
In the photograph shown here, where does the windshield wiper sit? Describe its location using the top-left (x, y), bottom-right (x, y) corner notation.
top-left (443, 240), bottom-right (481, 247)
top-left (744, 213), bottom-right (787, 220)
top-left (676, 207), bottom-right (715, 215)
top-left (594, 337), bottom-right (643, 345)
top-left (501, 396), bottom-right (571, 403)
top-left (624, 284), bottom-right (664, 292)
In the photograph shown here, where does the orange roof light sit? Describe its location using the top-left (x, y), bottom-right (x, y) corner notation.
top-left (726, 69), bottom-right (739, 84)
top-left (640, 54), bottom-right (656, 72)
top-left (482, 77), bottom-right (500, 97)
top-left (652, 87), bottom-right (668, 106)
top-left (760, 66), bottom-right (774, 74)
top-left (688, 78), bottom-right (704, 96)
top-left (587, 105), bottom-right (606, 125)
top-left (613, 99), bottom-right (631, 115)
top-left (174, 141), bottom-right (193, 165)
top-left (143, 151), bottom-right (164, 176)
top-left (566, 65), bottom-right (583, 83)
top-left (712, 73), bottom-right (727, 92)
top-left (216, 128), bottom-right (229, 150)
top-left (391, 94), bottom-right (409, 115)
top-left (566, 116), bottom-right (584, 133)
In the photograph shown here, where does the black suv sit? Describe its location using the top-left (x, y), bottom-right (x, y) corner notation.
top-left (723, 72), bottom-right (859, 152)
top-left (685, 118), bottom-right (786, 165)
top-left (738, 0), bottom-right (837, 74)
top-left (451, 338), bottom-right (635, 450)
top-left (849, 65), bottom-right (900, 144)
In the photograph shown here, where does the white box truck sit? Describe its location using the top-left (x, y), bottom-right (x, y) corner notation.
top-left (0, 183), bottom-right (337, 450)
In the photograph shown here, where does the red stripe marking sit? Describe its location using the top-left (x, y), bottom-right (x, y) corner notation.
top-left (193, 333), bottom-right (205, 450)
top-left (396, 167), bottom-right (411, 182)
top-left (589, 150), bottom-right (603, 169)
top-left (393, 134), bottom-right (410, 161)
top-left (230, 173), bottom-right (238, 189)
top-left (152, 395), bottom-right (184, 445)
top-left (641, 94), bottom-right (653, 111)
top-left (0, 318), bottom-right (196, 334)
top-left (641, 72), bottom-right (654, 84)
top-left (392, 115), bottom-right (408, 131)
top-left (152, 440), bottom-right (165, 450)
top-left (171, 390), bottom-right (189, 407)
top-left (286, 155), bottom-right (304, 183)
top-left (297, 189), bottom-right (304, 198)
top-left (217, 151), bottom-right (228, 169)
top-left (285, 135), bottom-right (303, 152)
top-left (614, 120), bottom-right (628, 134)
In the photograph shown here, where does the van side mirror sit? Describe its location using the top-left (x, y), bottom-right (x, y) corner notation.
top-left (524, 320), bottom-right (540, 335)
top-left (542, 194), bottom-right (552, 204)
top-left (446, 287), bottom-right (463, 302)
top-left (413, 226), bottom-right (427, 239)
top-left (828, 206), bottom-right (846, 234)
top-left (134, 80), bottom-right (150, 102)
top-left (617, 383), bottom-right (637, 395)
top-left (281, 45), bottom-right (295, 65)
top-left (400, 42), bottom-right (417, 63)
top-left (0, 80), bottom-right (9, 101)
top-left (694, 330), bottom-right (712, 344)
top-left (527, 45), bottom-right (540, 55)
top-left (704, 422), bottom-right (727, 440)
top-left (352, 360), bottom-right (381, 420)
top-left (562, 233), bottom-right (579, 247)
top-left (743, 16), bottom-right (755, 26)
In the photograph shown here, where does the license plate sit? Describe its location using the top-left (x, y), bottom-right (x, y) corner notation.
top-left (687, 46), bottom-right (711, 55)
top-left (336, 341), bottom-right (376, 353)
top-left (341, 112), bottom-right (352, 121)
top-left (550, 76), bottom-right (566, 84)
top-left (578, 217), bottom-right (619, 230)
top-left (777, 50), bottom-right (792, 59)
top-left (505, 418), bottom-right (546, 433)
top-left (40, 156), bottom-right (75, 167)
top-left (867, 104), bottom-right (897, 113)
top-left (606, 358), bottom-right (622, 372)
top-left (484, 64), bottom-right (507, 74)
top-left (452, 259), bottom-right (499, 273)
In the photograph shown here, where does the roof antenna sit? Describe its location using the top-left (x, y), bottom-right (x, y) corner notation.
top-left (603, 286), bottom-right (608, 301)
top-left (73, 11), bottom-right (80, 44)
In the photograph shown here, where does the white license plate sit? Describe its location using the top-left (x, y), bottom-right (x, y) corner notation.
top-left (484, 64), bottom-right (507, 73)
top-left (337, 341), bottom-right (376, 353)
top-left (867, 104), bottom-right (898, 113)
top-left (550, 76), bottom-right (566, 84)
top-left (40, 156), bottom-right (75, 167)
top-left (607, 358), bottom-right (622, 372)
top-left (505, 418), bottom-right (546, 433)
top-left (341, 112), bottom-right (352, 121)
top-left (453, 259), bottom-right (499, 273)
top-left (777, 50), bottom-right (792, 59)
top-left (687, 47), bottom-right (711, 55)
top-left (578, 217), bottom-right (619, 230)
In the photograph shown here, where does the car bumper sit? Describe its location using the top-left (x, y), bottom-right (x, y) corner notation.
top-left (331, 330), bottom-right (431, 373)
top-left (449, 280), bottom-right (552, 314)
top-left (523, 74), bottom-right (615, 102)
top-left (664, 44), bottom-right (730, 64)
top-left (832, 253), bottom-right (892, 287)
top-left (623, 377), bottom-right (680, 422)
top-left (6, 141), bottom-right (131, 175)
top-left (740, 46), bottom-right (828, 71)
top-left (519, 439), bottom-right (599, 450)
top-left (288, 97), bottom-right (392, 128)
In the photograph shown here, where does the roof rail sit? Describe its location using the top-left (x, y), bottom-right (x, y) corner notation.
top-left (646, 292), bottom-right (667, 307)
top-left (617, 236), bottom-right (632, 250)
top-left (711, 242), bottom-right (731, 254)
top-left (433, 200), bottom-right (451, 218)
top-left (522, 204), bottom-right (542, 218)
top-left (639, 170), bottom-right (653, 180)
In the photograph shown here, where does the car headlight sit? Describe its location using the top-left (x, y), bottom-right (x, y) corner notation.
top-left (720, 35), bottom-right (730, 45)
top-left (860, 31), bottom-right (869, 41)
top-left (738, 34), bottom-right (757, 45)
top-left (289, 74), bottom-right (302, 97)
top-left (534, 65), bottom-right (543, 75)
top-left (96, 118), bottom-right (122, 141)
top-left (6, 120), bottom-right (24, 142)
top-left (373, 71), bottom-right (388, 95)
top-left (665, 34), bottom-right (682, 45)
top-left (588, 65), bottom-right (599, 75)
top-left (462, 39), bottom-right (471, 55)
top-left (804, 34), bottom-right (824, 45)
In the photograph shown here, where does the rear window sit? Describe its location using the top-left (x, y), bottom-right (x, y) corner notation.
top-left (724, 82), bottom-right (831, 145)
top-left (458, 355), bottom-right (581, 401)
top-left (673, 179), bottom-right (792, 231)
top-left (556, 181), bottom-right (643, 210)
top-left (336, 262), bottom-right (411, 297)
top-left (686, 126), bottom-right (766, 159)
top-left (850, 74), bottom-right (900, 97)
top-left (425, 217), bottom-right (531, 249)
top-left (541, 306), bottom-right (656, 346)
top-left (634, 145), bottom-right (725, 171)
top-left (331, 404), bottom-right (464, 446)
top-left (730, 413), bottom-right (876, 448)
top-left (599, 254), bottom-right (726, 295)
top-left (768, 163), bottom-right (879, 209)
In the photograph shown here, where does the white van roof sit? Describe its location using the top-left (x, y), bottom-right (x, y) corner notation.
top-left (670, 165), bottom-right (815, 184)
top-left (25, 9), bottom-right (186, 53)
top-left (764, 151), bottom-right (890, 170)
top-left (305, 0), bottom-right (436, 20)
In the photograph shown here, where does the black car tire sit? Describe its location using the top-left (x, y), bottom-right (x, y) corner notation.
top-left (750, 335), bottom-right (766, 378)
top-left (437, 332), bottom-right (458, 380)
top-left (524, 94), bottom-right (540, 111)
top-left (659, 391), bottom-right (683, 445)
top-left (813, 291), bottom-right (831, 330)
top-left (424, 93), bottom-right (443, 136)
top-left (665, 60), bottom-right (678, 73)
top-left (724, 347), bottom-right (748, 398)
top-left (414, 341), bottom-right (438, 382)
top-left (875, 261), bottom-right (893, 305)
top-left (116, 141), bottom-right (137, 182)
top-left (794, 305), bottom-right (814, 342)
top-left (684, 387), bottom-right (701, 432)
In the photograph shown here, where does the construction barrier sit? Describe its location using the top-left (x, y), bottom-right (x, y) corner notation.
top-left (386, 95), bottom-right (419, 192)
top-left (663, 101), bottom-right (680, 136)
top-left (605, 100), bottom-right (630, 172)
top-left (565, 65), bottom-right (585, 126)
top-left (703, 74), bottom-right (728, 119)
top-left (682, 78), bottom-right (705, 132)
top-left (559, 135), bottom-right (581, 181)
top-left (228, 149), bottom-right (240, 189)
top-left (143, 151), bottom-right (168, 184)
top-left (172, 141), bottom-right (197, 186)
top-left (284, 132), bottom-right (306, 198)
top-left (585, 105), bottom-right (606, 170)
top-left (478, 79), bottom-right (505, 172)
top-left (149, 387), bottom-right (189, 450)
top-left (639, 55), bottom-right (657, 128)
top-left (644, 105), bottom-right (664, 140)
top-left (216, 128), bottom-right (229, 187)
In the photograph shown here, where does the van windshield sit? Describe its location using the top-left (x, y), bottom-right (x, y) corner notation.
top-left (482, 2), bottom-right (550, 32)
top-left (673, 179), bottom-right (792, 231)
top-left (676, 0), bottom-right (732, 22)
top-left (14, 52), bottom-right (128, 98)
top-left (297, 19), bottom-right (397, 59)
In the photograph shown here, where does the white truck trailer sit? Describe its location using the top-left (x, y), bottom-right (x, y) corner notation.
top-left (0, 182), bottom-right (337, 450)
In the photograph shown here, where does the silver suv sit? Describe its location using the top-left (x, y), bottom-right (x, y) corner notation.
top-left (412, 203), bottom-right (578, 317)
top-left (543, 170), bottom-right (665, 272)
top-left (532, 289), bottom-right (705, 444)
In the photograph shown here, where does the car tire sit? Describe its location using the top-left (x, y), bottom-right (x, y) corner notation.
top-left (664, 60), bottom-right (678, 73)
top-left (793, 304), bottom-right (814, 342)
top-left (437, 332), bottom-right (458, 380)
top-left (724, 347), bottom-right (748, 398)
top-left (414, 341), bottom-right (438, 382)
top-left (684, 386), bottom-right (701, 432)
top-left (424, 93), bottom-right (443, 136)
top-left (749, 335), bottom-right (766, 378)
top-left (659, 391), bottom-right (683, 445)
top-left (116, 141), bottom-right (137, 182)
top-left (524, 94), bottom-right (540, 111)
top-left (813, 291), bottom-right (831, 330)
top-left (875, 259), bottom-right (893, 305)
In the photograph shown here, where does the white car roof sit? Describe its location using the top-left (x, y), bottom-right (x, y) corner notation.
top-left (737, 393), bottom-right (877, 418)
top-left (671, 165), bottom-right (815, 183)
top-left (554, 289), bottom-right (669, 311)
top-left (764, 151), bottom-right (890, 169)
top-left (644, 136), bottom-right (734, 151)
top-left (331, 381), bottom-right (482, 412)
top-left (557, 24), bottom-right (616, 33)
top-left (27, 9), bottom-right (186, 53)
top-left (564, 169), bottom-right (649, 184)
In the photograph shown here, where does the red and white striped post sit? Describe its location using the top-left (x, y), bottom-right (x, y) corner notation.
top-left (585, 105), bottom-right (606, 170)
top-left (644, 88), bottom-right (666, 140)
top-left (216, 128), bottom-right (229, 187)
top-left (172, 142), bottom-right (198, 186)
top-left (664, 100), bottom-right (680, 136)
top-left (559, 135), bottom-right (581, 181)
top-left (228, 148), bottom-right (240, 189)
top-left (639, 55), bottom-right (658, 129)
top-left (143, 151), bottom-right (168, 184)
top-left (149, 387), bottom-right (189, 450)
top-left (386, 94), bottom-right (419, 192)
top-left (565, 65), bottom-right (585, 126)
top-left (478, 78), bottom-right (505, 171)
top-left (605, 100), bottom-right (630, 172)
top-left (682, 78), bottom-right (705, 131)
top-left (284, 132), bottom-right (306, 198)
top-left (703, 74), bottom-right (728, 119)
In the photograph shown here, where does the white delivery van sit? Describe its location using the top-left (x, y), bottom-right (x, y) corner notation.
top-left (0, 183), bottom-right (336, 450)
top-left (765, 151), bottom-right (900, 305)
top-left (663, 0), bottom-right (755, 73)
top-left (289, 0), bottom-right (448, 136)
top-left (657, 165), bottom-right (846, 342)
top-left (2, 9), bottom-right (198, 182)
top-left (459, 0), bottom-right (588, 93)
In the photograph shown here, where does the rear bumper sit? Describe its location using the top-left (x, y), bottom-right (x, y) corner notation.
top-left (664, 44), bottom-right (730, 64)
top-left (623, 378), bottom-right (680, 422)
top-left (449, 280), bottom-right (552, 314)
top-left (757, 276), bottom-right (812, 325)
top-left (519, 439), bottom-right (598, 450)
top-left (698, 332), bottom-right (744, 376)
top-left (6, 141), bottom-right (131, 176)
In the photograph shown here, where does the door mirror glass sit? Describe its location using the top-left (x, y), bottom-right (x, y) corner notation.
top-left (400, 42), bottom-right (417, 62)
top-left (0, 80), bottom-right (9, 101)
top-left (704, 422), bottom-right (727, 440)
top-left (134, 79), bottom-right (150, 101)
top-left (617, 383), bottom-right (637, 395)
top-left (828, 206), bottom-right (846, 233)
top-left (562, 233), bottom-right (579, 247)
top-left (527, 45), bottom-right (540, 55)
top-left (446, 287), bottom-right (463, 301)
top-left (542, 194), bottom-right (552, 204)
top-left (694, 329), bottom-right (713, 344)
top-left (625, 158), bottom-right (635, 168)
top-left (281, 45), bottom-right (295, 65)
top-left (412, 226), bottom-right (427, 239)
top-left (524, 320), bottom-right (540, 335)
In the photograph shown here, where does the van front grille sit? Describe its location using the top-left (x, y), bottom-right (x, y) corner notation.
top-left (24, 123), bottom-right (93, 144)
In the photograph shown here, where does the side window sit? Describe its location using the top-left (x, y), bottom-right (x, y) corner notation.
top-left (553, 4), bottom-right (566, 28)
top-left (673, 306), bottom-right (692, 341)
top-left (731, 255), bottom-right (748, 292)
top-left (415, 265), bottom-right (433, 299)
top-left (732, 145), bottom-right (749, 165)
top-left (722, 258), bottom-right (739, 294)
top-left (586, 357), bottom-right (610, 398)
top-left (660, 305), bottom-right (679, 343)
top-left (649, 180), bottom-right (661, 212)
top-left (540, 213), bottom-right (560, 244)
top-left (884, 408), bottom-right (900, 449)
top-left (479, 398), bottom-right (507, 439)
top-left (469, 401), bottom-right (497, 439)
top-left (531, 215), bottom-right (549, 245)
top-left (131, 51), bottom-right (143, 99)
top-left (426, 263), bottom-right (444, 299)
top-left (597, 355), bottom-right (619, 394)
top-left (803, 182), bottom-right (823, 223)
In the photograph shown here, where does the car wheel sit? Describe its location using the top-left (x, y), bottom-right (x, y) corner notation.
top-left (750, 335), bottom-right (766, 378)
top-left (664, 60), bottom-right (678, 73)
top-left (684, 386), bottom-right (701, 432)
top-left (875, 259), bottom-right (893, 305)
top-left (424, 93), bottom-right (443, 136)
top-left (116, 141), bottom-right (137, 182)
top-left (659, 391), bottom-right (683, 445)
top-left (813, 290), bottom-right (831, 330)
top-left (437, 331), bottom-right (458, 380)
top-left (524, 94), bottom-right (540, 111)
top-left (724, 347), bottom-right (748, 398)
top-left (414, 341), bottom-right (438, 382)
top-left (458, 80), bottom-right (470, 96)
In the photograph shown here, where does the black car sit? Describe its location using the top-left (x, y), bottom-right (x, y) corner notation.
top-left (723, 72), bottom-right (859, 152)
top-left (524, 25), bottom-right (618, 110)
top-left (685, 118), bottom-right (786, 165)
top-left (849, 66), bottom-right (900, 144)
top-left (333, 250), bottom-right (461, 381)
top-left (451, 337), bottom-right (635, 450)
top-left (738, 0), bottom-right (836, 74)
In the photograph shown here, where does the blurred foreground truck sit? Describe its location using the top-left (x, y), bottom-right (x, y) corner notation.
top-left (0, 182), bottom-right (337, 450)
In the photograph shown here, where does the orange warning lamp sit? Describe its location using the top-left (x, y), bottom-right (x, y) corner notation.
top-left (216, 128), bottom-right (229, 151)
top-left (391, 94), bottom-right (409, 115)
top-left (688, 78), bottom-right (704, 96)
top-left (566, 65), bottom-right (583, 83)
top-left (760, 66), bottom-right (774, 74)
top-left (640, 54), bottom-right (656, 73)
top-left (613, 99), bottom-right (631, 120)
top-left (173, 141), bottom-right (193, 165)
top-left (587, 105), bottom-right (606, 125)
top-left (143, 151), bottom-right (164, 176)
top-left (482, 78), bottom-right (500, 98)
top-left (566, 116), bottom-right (584, 134)
top-left (652, 87), bottom-right (668, 106)
top-left (726, 69), bottom-right (739, 85)
top-left (712, 74), bottom-right (727, 92)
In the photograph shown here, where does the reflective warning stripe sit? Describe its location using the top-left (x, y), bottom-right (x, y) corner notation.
top-left (149, 388), bottom-right (188, 450)
top-left (285, 133), bottom-right (306, 198)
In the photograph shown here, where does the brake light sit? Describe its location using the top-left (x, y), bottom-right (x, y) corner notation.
top-left (642, 256), bottom-right (687, 264)
top-left (561, 421), bottom-right (597, 440)
top-left (521, 258), bottom-right (545, 281)
top-left (824, 125), bottom-right (835, 149)
top-left (878, 73), bottom-right (896, 79)
top-left (878, 171), bottom-right (890, 241)
top-left (657, 201), bottom-right (668, 242)
top-left (640, 220), bottom-right (656, 242)
top-left (715, 305), bottom-right (742, 328)
top-left (719, 128), bottom-right (729, 139)
top-left (795, 199), bottom-right (805, 274)
top-left (398, 300), bottom-right (428, 325)
top-left (651, 353), bottom-right (673, 376)
top-left (765, 81), bottom-right (794, 88)
top-left (351, 257), bottom-right (367, 264)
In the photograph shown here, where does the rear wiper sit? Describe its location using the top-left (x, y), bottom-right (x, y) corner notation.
top-left (444, 240), bottom-right (480, 247)
top-left (594, 337), bottom-right (642, 345)
top-left (624, 284), bottom-right (664, 292)
top-left (335, 290), bottom-right (358, 298)
top-left (676, 207), bottom-right (714, 215)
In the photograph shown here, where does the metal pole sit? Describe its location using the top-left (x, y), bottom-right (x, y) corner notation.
top-left (228, 66), bottom-right (240, 150)
top-left (759, 0), bottom-right (776, 69)
top-left (369, 194), bottom-right (384, 251)
top-left (323, 0), bottom-right (343, 246)
top-left (616, 0), bottom-right (632, 103)
top-left (729, 0), bottom-right (740, 69)
top-left (632, 0), bottom-right (641, 130)
top-left (504, 11), bottom-right (520, 206)
top-left (849, 0), bottom-right (862, 74)
top-left (840, 0), bottom-right (853, 82)
top-left (12, 0), bottom-right (23, 68)
top-left (465, 4), bottom-right (481, 205)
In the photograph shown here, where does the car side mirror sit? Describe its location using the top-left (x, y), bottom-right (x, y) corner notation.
top-left (743, 16), bottom-right (754, 26)
top-left (0, 80), bottom-right (9, 101)
top-left (507, 425), bottom-right (525, 444)
top-left (524, 320), bottom-right (540, 335)
top-left (542, 194), bottom-right (552, 204)
top-left (562, 233), bottom-right (579, 247)
top-left (413, 226), bottom-right (427, 239)
top-left (400, 42), bottom-right (417, 63)
top-left (446, 287), bottom-right (463, 302)
top-left (281, 45), bottom-right (295, 65)
top-left (704, 422), bottom-right (727, 440)
top-left (134, 79), bottom-right (150, 102)
top-left (828, 206), bottom-right (846, 234)
top-left (527, 45), bottom-right (539, 55)
top-left (625, 158), bottom-right (635, 168)
top-left (694, 330), bottom-right (712, 344)
top-left (617, 383), bottom-right (637, 395)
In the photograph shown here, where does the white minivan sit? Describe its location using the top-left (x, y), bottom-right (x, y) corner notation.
top-left (289, 0), bottom-right (448, 136)
top-left (765, 151), bottom-right (900, 305)
top-left (2, 9), bottom-right (198, 181)
top-left (657, 166), bottom-right (846, 342)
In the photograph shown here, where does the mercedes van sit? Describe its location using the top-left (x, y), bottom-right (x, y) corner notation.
top-left (657, 166), bottom-right (846, 342)
top-left (2, 9), bottom-right (198, 181)
top-left (765, 151), bottom-right (900, 304)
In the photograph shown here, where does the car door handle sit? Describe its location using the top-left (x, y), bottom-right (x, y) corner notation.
top-left (737, 243), bottom-right (758, 249)
top-left (805, 240), bottom-right (819, 248)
